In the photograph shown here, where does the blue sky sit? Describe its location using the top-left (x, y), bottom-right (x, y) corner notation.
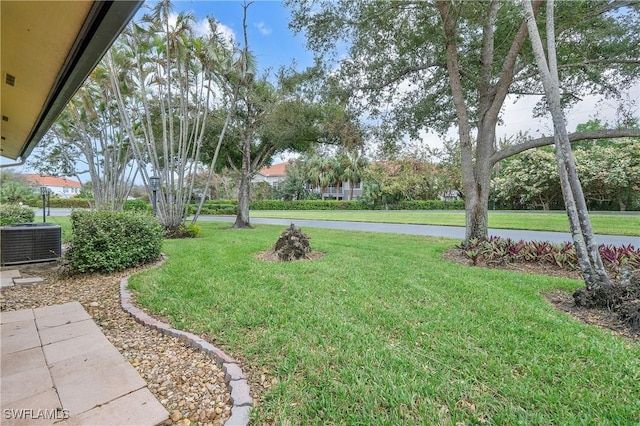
top-left (156, 1), bottom-right (314, 73)
top-left (166, 1), bottom-right (639, 151)
top-left (129, 1), bottom-right (640, 152)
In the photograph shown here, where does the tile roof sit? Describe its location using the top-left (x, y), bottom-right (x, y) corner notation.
top-left (23, 174), bottom-right (82, 188)
top-left (257, 162), bottom-right (290, 177)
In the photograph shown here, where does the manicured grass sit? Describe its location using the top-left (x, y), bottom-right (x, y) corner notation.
top-left (129, 222), bottom-right (640, 424)
top-left (39, 216), bottom-right (72, 242)
top-left (250, 210), bottom-right (639, 236)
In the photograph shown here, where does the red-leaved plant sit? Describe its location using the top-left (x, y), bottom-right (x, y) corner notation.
top-left (457, 237), bottom-right (639, 278)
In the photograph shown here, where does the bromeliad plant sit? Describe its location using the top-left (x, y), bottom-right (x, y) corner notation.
top-left (458, 237), bottom-right (639, 278)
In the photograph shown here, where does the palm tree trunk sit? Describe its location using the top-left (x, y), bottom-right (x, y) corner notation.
top-left (523, 0), bottom-right (611, 290)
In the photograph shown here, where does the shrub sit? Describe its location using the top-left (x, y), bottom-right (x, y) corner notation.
top-left (0, 204), bottom-right (35, 225)
top-left (164, 222), bottom-right (202, 239)
top-left (67, 210), bottom-right (164, 273)
top-left (124, 199), bottom-right (152, 212)
top-left (184, 223), bottom-right (202, 238)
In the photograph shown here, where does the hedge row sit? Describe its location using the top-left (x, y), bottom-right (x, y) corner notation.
top-left (250, 200), bottom-right (370, 210)
top-left (189, 203), bottom-right (237, 215)
top-left (190, 199), bottom-right (465, 213)
top-left (248, 199), bottom-right (465, 211)
top-left (393, 200), bottom-right (465, 210)
top-left (24, 197), bottom-right (464, 212)
top-left (24, 198), bottom-right (92, 208)
top-left (67, 210), bottom-right (163, 273)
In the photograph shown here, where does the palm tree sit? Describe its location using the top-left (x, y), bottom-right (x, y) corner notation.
top-left (304, 154), bottom-right (341, 200)
top-left (523, 0), bottom-right (611, 290)
top-left (106, 0), bottom-right (232, 233)
top-left (32, 64), bottom-right (137, 211)
top-left (338, 150), bottom-right (368, 200)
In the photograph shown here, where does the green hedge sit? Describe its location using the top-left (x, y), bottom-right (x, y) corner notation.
top-left (24, 198), bottom-right (92, 208)
top-left (189, 199), bottom-right (465, 213)
top-left (189, 202), bottom-right (238, 215)
top-left (124, 199), bottom-right (152, 212)
top-left (248, 199), bottom-right (464, 211)
top-left (0, 204), bottom-right (36, 225)
top-left (67, 210), bottom-right (163, 273)
top-left (249, 200), bottom-right (371, 210)
top-left (394, 200), bottom-right (465, 210)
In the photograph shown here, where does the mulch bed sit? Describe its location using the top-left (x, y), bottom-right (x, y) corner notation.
top-left (255, 250), bottom-right (326, 262)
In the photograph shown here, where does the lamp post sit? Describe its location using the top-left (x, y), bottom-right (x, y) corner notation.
top-left (47, 189), bottom-right (51, 216)
top-left (150, 176), bottom-right (160, 216)
top-left (40, 186), bottom-right (47, 223)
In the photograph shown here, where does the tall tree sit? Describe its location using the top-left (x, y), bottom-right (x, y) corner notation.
top-left (338, 149), bottom-right (368, 200)
top-left (575, 140), bottom-right (640, 211)
top-left (492, 148), bottom-right (561, 210)
top-left (288, 0), bottom-right (640, 242)
top-left (492, 141), bottom-right (640, 211)
top-left (107, 0), bottom-right (232, 232)
top-left (29, 67), bottom-right (136, 210)
top-left (523, 0), bottom-right (611, 289)
top-left (304, 154), bottom-right (340, 199)
top-left (225, 3), bottom-right (269, 229)
top-left (0, 172), bottom-right (36, 203)
top-left (225, 3), bottom-right (342, 227)
top-left (278, 160), bottom-right (310, 200)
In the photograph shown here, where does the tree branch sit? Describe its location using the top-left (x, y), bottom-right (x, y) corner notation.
top-left (359, 63), bottom-right (443, 91)
top-left (491, 128), bottom-right (640, 164)
top-left (511, 59), bottom-right (640, 85)
top-left (488, 1), bottom-right (543, 122)
top-left (508, 90), bottom-right (583, 101)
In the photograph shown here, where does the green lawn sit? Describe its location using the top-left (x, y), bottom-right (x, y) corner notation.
top-left (129, 222), bottom-right (640, 424)
top-left (39, 216), bottom-right (72, 242)
top-left (250, 210), bottom-right (640, 236)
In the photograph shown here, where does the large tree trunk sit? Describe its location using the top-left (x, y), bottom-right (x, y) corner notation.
top-left (464, 166), bottom-right (493, 242)
top-left (232, 135), bottom-right (252, 229)
top-left (438, 0), bottom-right (521, 244)
top-left (618, 197), bottom-right (627, 212)
top-left (233, 174), bottom-right (251, 228)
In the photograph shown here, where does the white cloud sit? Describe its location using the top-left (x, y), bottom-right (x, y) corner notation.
top-left (255, 21), bottom-right (272, 36)
top-left (167, 13), bottom-right (235, 45)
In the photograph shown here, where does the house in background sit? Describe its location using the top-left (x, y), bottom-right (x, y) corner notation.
top-left (253, 162), bottom-right (363, 200)
top-left (307, 181), bottom-right (363, 201)
top-left (23, 174), bottom-right (82, 199)
top-left (252, 162), bottom-right (290, 189)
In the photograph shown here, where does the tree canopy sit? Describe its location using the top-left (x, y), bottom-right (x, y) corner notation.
top-left (287, 0), bottom-right (640, 241)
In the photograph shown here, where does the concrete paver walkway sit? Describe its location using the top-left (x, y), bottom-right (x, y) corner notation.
top-left (1, 302), bottom-right (168, 425)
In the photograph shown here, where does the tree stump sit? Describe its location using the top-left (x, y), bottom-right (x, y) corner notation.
top-left (272, 224), bottom-right (312, 261)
